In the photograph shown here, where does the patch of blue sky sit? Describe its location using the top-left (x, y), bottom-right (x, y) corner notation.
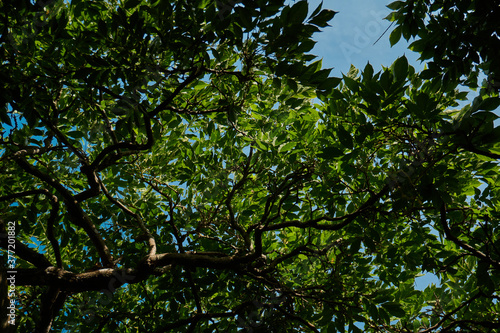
top-left (308, 0), bottom-right (423, 76)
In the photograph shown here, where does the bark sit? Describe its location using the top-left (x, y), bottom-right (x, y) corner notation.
top-left (13, 250), bottom-right (259, 293)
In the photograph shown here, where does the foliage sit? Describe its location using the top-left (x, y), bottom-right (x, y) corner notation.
top-left (387, 0), bottom-right (500, 91)
top-left (1, 0), bottom-right (500, 332)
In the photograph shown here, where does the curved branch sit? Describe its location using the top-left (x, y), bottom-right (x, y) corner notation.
top-left (458, 143), bottom-right (500, 160)
top-left (89, 110), bottom-right (154, 172)
top-left (13, 157), bottom-right (115, 267)
top-left (14, 249), bottom-right (261, 292)
top-left (148, 66), bottom-right (204, 118)
top-left (35, 287), bottom-right (67, 333)
top-left (74, 164), bottom-right (101, 202)
top-left (262, 185), bottom-right (389, 232)
top-left (417, 291), bottom-right (482, 333)
top-left (440, 203), bottom-right (500, 270)
top-left (0, 235), bottom-right (52, 269)
top-left (45, 191), bottom-right (62, 268)
top-left (98, 179), bottom-right (156, 257)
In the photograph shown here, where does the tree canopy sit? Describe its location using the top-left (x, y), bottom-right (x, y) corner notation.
top-left (1, 0), bottom-right (500, 332)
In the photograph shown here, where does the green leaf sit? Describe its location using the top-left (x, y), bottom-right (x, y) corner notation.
top-left (479, 97), bottom-right (500, 111)
top-left (343, 76), bottom-right (359, 92)
top-left (309, 9), bottom-right (337, 27)
top-left (387, 1), bottom-right (404, 10)
top-left (24, 108), bottom-right (38, 128)
top-left (255, 140), bottom-right (268, 151)
top-left (279, 141), bottom-right (296, 153)
top-left (310, 1), bottom-right (323, 18)
top-left (392, 56), bottom-right (408, 82)
top-left (318, 146), bottom-right (343, 159)
top-left (381, 302), bottom-right (405, 318)
top-left (124, 0), bottom-right (141, 9)
top-left (234, 7), bottom-right (254, 30)
top-left (389, 26), bottom-right (402, 46)
top-left (363, 62), bottom-right (374, 81)
top-left (0, 106), bottom-right (11, 126)
top-left (67, 130), bottom-right (85, 139)
top-left (288, 0), bottom-right (308, 24)
top-left (337, 125), bottom-right (353, 149)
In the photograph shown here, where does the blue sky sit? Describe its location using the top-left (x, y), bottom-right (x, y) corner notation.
top-left (310, 0), bottom-right (423, 76)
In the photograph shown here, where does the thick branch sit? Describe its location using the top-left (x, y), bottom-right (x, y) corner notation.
top-left (74, 164), bottom-right (101, 202)
top-left (0, 236), bottom-right (52, 268)
top-left (44, 191), bottom-right (62, 268)
top-left (13, 158), bottom-right (114, 267)
top-left (35, 287), bottom-right (67, 333)
top-left (15, 250), bottom-right (260, 292)
top-left (0, 217), bottom-right (52, 268)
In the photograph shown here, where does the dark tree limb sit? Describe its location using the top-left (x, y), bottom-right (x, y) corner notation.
top-left (148, 67), bottom-right (204, 118)
top-left (440, 203), bottom-right (500, 270)
top-left (44, 191), bottom-right (62, 268)
top-left (74, 164), bottom-right (101, 202)
top-left (0, 218), bottom-right (52, 269)
top-left (261, 185), bottom-right (389, 232)
top-left (0, 235), bottom-right (52, 269)
top-left (459, 144), bottom-right (500, 160)
top-left (0, 189), bottom-right (62, 267)
top-left (13, 157), bottom-right (115, 267)
top-left (89, 109), bottom-right (154, 172)
top-left (35, 287), bottom-right (67, 333)
top-left (14, 248), bottom-right (263, 292)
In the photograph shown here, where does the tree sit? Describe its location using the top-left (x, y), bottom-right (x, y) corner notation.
top-left (1, 0), bottom-right (499, 332)
top-left (387, 0), bottom-right (500, 91)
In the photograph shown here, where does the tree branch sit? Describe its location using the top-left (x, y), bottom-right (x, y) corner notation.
top-left (262, 185), bottom-right (389, 232)
top-left (0, 218), bottom-right (52, 269)
top-left (98, 179), bottom-right (156, 257)
top-left (458, 144), bottom-right (500, 160)
top-left (35, 287), bottom-right (67, 333)
top-left (14, 249), bottom-right (263, 292)
top-left (440, 203), bottom-right (500, 270)
top-left (417, 291), bottom-right (482, 333)
top-left (148, 67), bottom-right (204, 118)
top-left (13, 158), bottom-right (115, 267)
